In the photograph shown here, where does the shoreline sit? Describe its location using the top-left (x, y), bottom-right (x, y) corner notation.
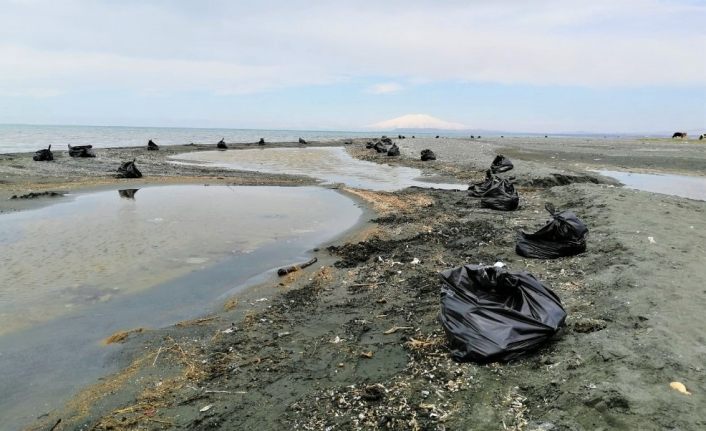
top-left (2, 137), bottom-right (705, 430)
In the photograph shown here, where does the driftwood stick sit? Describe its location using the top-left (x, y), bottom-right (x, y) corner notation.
top-left (277, 257), bottom-right (318, 277)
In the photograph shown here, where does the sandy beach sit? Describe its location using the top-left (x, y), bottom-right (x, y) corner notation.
top-left (2, 136), bottom-right (705, 430)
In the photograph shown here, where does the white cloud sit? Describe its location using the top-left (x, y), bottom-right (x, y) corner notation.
top-left (367, 82), bottom-right (403, 94)
top-left (0, 0), bottom-right (704, 99)
top-left (368, 114), bottom-right (467, 130)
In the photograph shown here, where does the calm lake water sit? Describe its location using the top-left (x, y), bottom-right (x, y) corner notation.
top-left (598, 170), bottom-right (706, 201)
top-left (0, 185), bottom-right (362, 429)
top-left (174, 147), bottom-right (464, 191)
top-left (0, 124), bottom-right (376, 154)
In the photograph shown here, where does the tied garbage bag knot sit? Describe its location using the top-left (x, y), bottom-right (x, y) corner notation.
top-left (516, 203), bottom-right (588, 259)
top-left (438, 264), bottom-right (566, 363)
top-left (490, 154), bottom-right (513, 173)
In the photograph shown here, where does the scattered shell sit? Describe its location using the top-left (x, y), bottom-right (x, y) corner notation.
top-left (670, 381), bottom-right (691, 395)
top-left (200, 404), bottom-right (213, 412)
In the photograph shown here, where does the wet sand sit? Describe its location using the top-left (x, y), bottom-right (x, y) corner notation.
top-left (2, 136), bottom-right (706, 430)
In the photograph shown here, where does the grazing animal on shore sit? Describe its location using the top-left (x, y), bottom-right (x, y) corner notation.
top-left (672, 132), bottom-right (687, 139)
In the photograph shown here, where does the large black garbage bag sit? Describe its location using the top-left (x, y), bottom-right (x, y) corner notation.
top-left (33, 145), bottom-right (54, 161)
top-left (217, 139), bottom-right (227, 149)
top-left (480, 179), bottom-right (519, 211)
top-left (439, 264), bottom-right (566, 362)
top-left (68, 144), bottom-right (95, 158)
top-left (420, 149), bottom-right (436, 161)
top-left (468, 170), bottom-right (499, 197)
top-left (490, 154), bottom-right (513, 173)
top-left (299, 137), bottom-right (307, 144)
top-left (516, 203), bottom-right (588, 259)
top-left (374, 142), bottom-right (388, 153)
top-left (387, 143), bottom-right (400, 156)
top-left (147, 140), bottom-right (159, 151)
top-left (116, 159), bottom-right (142, 178)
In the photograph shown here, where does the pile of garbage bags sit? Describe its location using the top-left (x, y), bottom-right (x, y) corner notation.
top-left (33, 145), bottom-right (53, 161)
top-left (365, 136), bottom-right (400, 157)
top-left (516, 203), bottom-right (589, 259)
top-left (116, 159), bottom-right (142, 178)
top-left (468, 171), bottom-right (519, 211)
top-left (439, 264), bottom-right (566, 362)
top-left (68, 144), bottom-right (96, 158)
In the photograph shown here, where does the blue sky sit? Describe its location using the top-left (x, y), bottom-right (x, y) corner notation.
top-left (0, 0), bottom-right (704, 133)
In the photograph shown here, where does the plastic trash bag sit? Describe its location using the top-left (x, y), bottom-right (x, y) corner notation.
top-left (387, 143), bottom-right (400, 156)
top-left (116, 159), bottom-right (142, 178)
top-left (439, 264), bottom-right (566, 362)
top-left (481, 178), bottom-right (519, 211)
top-left (468, 170), bottom-right (500, 197)
top-left (147, 140), bottom-right (160, 151)
top-left (516, 203), bottom-right (588, 259)
top-left (490, 154), bottom-right (513, 173)
top-left (217, 139), bottom-right (227, 149)
top-left (420, 149), bottom-right (436, 161)
top-left (68, 144), bottom-right (96, 158)
top-left (33, 145), bottom-right (53, 161)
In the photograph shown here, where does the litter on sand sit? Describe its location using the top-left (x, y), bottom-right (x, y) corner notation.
top-left (33, 145), bottom-right (54, 161)
top-left (516, 203), bottom-right (589, 259)
top-left (490, 154), bottom-right (514, 173)
top-left (480, 178), bottom-right (519, 211)
top-left (438, 264), bottom-right (566, 362)
top-left (116, 159), bottom-right (142, 178)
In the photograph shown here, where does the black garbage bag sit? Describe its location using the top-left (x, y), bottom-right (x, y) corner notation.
top-left (365, 141), bottom-right (375, 149)
top-left (420, 149), bottom-right (436, 161)
top-left (516, 203), bottom-right (588, 259)
top-left (33, 145), bottom-right (54, 161)
top-left (299, 137), bottom-right (307, 144)
top-left (387, 143), bottom-right (400, 156)
top-left (439, 264), bottom-right (566, 362)
top-left (258, 138), bottom-right (265, 145)
top-left (480, 178), bottom-right (519, 211)
top-left (217, 139), bottom-right (227, 149)
top-left (380, 136), bottom-right (392, 145)
top-left (490, 154), bottom-right (513, 173)
top-left (147, 140), bottom-right (159, 151)
top-left (68, 144), bottom-right (96, 158)
top-left (116, 159), bottom-right (142, 178)
top-left (374, 142), bottom-right (388, 153)
top-left (468, 170), bottom-right (500, 197)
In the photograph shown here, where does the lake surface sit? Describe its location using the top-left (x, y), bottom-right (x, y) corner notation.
top-left (174, 147), bottom-right (464, 191)
top-left (0, 124), bottom-right (377, 154)
top-left (598, 170), bottom-right (706, 201)
top-left (0, 185), bottom-right (362, 429)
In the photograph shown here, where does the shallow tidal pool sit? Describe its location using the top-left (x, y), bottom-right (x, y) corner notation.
top-left (173, 146), bottom-right (463, 191)
top-left (0, 184), bottom-right (362, 428)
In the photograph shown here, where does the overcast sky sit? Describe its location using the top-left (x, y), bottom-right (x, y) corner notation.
top-left (1, 0), bottom-right (704, 132)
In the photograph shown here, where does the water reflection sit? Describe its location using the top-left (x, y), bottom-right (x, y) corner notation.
top-left (118, 188), bottom-right (139, 199)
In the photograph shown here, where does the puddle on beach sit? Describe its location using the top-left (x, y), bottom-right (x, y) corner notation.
top-left (0, 185), bottom-right (362, 429)
top-left (174, 147), bottom-right (463, 191)
top-left (598, 170), bottom-right (706, 201)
